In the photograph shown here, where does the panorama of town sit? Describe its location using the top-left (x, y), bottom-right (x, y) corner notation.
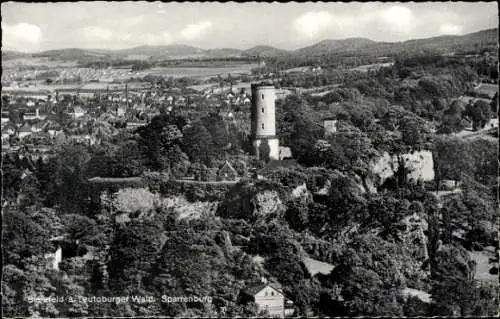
top-left (1, 2), bottom-right (499, 318)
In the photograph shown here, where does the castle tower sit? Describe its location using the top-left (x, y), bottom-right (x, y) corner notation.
top-left (251, 83), bottom-right (279, 161)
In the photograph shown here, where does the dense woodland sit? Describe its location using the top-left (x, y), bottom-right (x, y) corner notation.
top-left (2, 48), bottom-right (498, 317)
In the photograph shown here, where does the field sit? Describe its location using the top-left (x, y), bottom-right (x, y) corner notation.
top-left (350, 62), bottom-right (395, 72)
top-left (2, 57), bottom-right (78, 69)
top-left (188, 80), bottom-right (261, 93)
top-left (283, 66), bottom-right (311, 73)
top-left (475, 83), bottom-right (498, 97)
top-left (134, 64), bottom-right (258, 79)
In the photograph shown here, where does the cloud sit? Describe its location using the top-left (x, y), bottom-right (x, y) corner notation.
top-left (82, 26), bottom-right (113, 39)
top-left (379, 5), bottom-right (414, 32)
top-left (139, 32), bottom-right (173, 45)
top-left (120, 33), bottom-right (132, 41)
top-left (126, 16), bottom-right (144, 27)
top-left (2, 22), bottom-right (42, 50)
top-left (180, 21), bottom-right (213, 40)
top-left (439, 23), bottom-right (463, 35)
top-left (293, 11), bottom-right (333, 38)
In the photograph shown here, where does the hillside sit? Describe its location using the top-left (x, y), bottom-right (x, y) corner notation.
top-left (243, 45), bottom-right (290, 57)
top-left (205, 48), bottom-right (243, 57)
top-left (294, 38), bottom-right (376, 56)
top-left (293, 28), bottom-right (498, 58)
top-left (2, 50), bottom-right (33, 60)
top-left (115, 44), bottom-right (205, 58)
top-left (32, 48), bottom-right (111, 60)
top-left (5, 28), bottom-right (497, 62)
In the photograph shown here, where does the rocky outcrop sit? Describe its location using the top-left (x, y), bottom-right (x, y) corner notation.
top-left (291, 182), bottom-right (312, 204)
top-left (254, 190), bottom-right (286, 218)
top-left (400, 213), bottom-right (429, 261)
top-left (370, 150), bottom-right (435, 187)
top-left (160, 195), bottom-right (218, 220)
top-left (216, 181), bottom-right (287, 221)
top-left (397, 213), bottom-right (430, 289)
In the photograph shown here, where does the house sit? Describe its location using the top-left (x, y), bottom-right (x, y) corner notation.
top-left (201, 166), bottom-right (218, 182)
top-left (23, 108), bottom-right (47, 121)
top-left (217, 161), bottom-right (238, 181)
top-left (240, 281), bottom-right (293, 317)
top-left (117, 105), bottom-right (126, 117)
top-left (323, 118), bottom-right (338, 138)
top-left (68, 106), bottom-right (85, 118)
top-left (2, 132), bottom-right (10, 142)
top-left (18, 124), bottom-right (33, 138)
top-left (3, 122), bottom-right (16, 135)
top-left (126, 120), bottom-right (148, 130)
top-left (284, 300), bottom-right (295, 316)
top-left (1, 112), bottom-right (10, 124)
top-left (2, 141), bottom-right (11, 152)
top-left (31, 122), bottom-right (45, 133)
top-left (176, 96), bottom-right (186, 105)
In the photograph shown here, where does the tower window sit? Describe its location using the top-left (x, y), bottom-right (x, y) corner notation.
top-left (262, 123), bottom-right (264, 129)
top-left (262, 94), bottom-right (264, 99)
top-left (262, 107), bottom-right (264, 113)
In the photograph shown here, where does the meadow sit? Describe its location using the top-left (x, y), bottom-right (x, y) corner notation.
top-left (135, 63), bottom-right (258, 79)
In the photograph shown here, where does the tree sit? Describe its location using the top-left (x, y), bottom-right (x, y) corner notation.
top-left (464, 100), bottom-right (491, 131)
top-left (149, 229), bottom-right (245, 317)
top-left (365, 193), bottom-right (411, 241)
top-left (326, 234), bottom-right (406, 316)
top-left (202, 114), bottom-right (230, 157)
top-left (433, 136), bottom-right (474, 191)
top-left (437, 100), bottom-right (467, 134)
top-left (53, 143), bottom-right (92, 215)
top-left (399, 115), bottom-right (430, 148)
top-left (182, 121), bottom-right (213, 164)
top-left (284, 199), bottom-right (309, 231)
top-left (490, 92), bottom-right (498, 117)
top-left (108, 220), bottom-right (164, 293)
top-left (2, 208), bottom-right (53, 267)
top-left (468, 138), bottom-right (498, 186)
top-left (137, 115), bottom-right (183, 170)
top-left (326, 124), bottom-right (378, 176)
top-left (429, 245), bottom-right (496, 317)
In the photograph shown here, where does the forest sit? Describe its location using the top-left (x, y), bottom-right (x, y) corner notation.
top-left (2, 49), bottom-right (498, 317)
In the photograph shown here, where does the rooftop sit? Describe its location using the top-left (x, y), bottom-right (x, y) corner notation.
top-left (242, 282), bottom-right (283, 297)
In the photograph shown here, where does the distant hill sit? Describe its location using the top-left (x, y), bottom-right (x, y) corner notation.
top-left (115, 44), bottom-right (205, 58)
top-left (243, 45), bottom-right (289, 58)
top-left (2, 50), bottom-right (33, 60)
top-left (397, 28), bottom-right (498, 54)
top-left (294, 38), bottom-right (376, 56)
top-left (293, 28), bottom-right (498, 58)
top-left (205, 48), bottom-right (243, 57)
top-left (32, 48), bottom-right (111, 60)
top-left (5, 28), bottom-right (497, 62)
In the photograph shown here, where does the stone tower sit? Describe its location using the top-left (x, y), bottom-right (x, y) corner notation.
top-left (251, 83), bottom-right (279, 161)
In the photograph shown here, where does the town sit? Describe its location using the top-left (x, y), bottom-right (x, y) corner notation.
top-left (2, 2), bottom-right (499, 318)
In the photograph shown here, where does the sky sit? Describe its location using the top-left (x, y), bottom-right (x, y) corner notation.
top-left (1, 1), bottom-right (498, 52)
